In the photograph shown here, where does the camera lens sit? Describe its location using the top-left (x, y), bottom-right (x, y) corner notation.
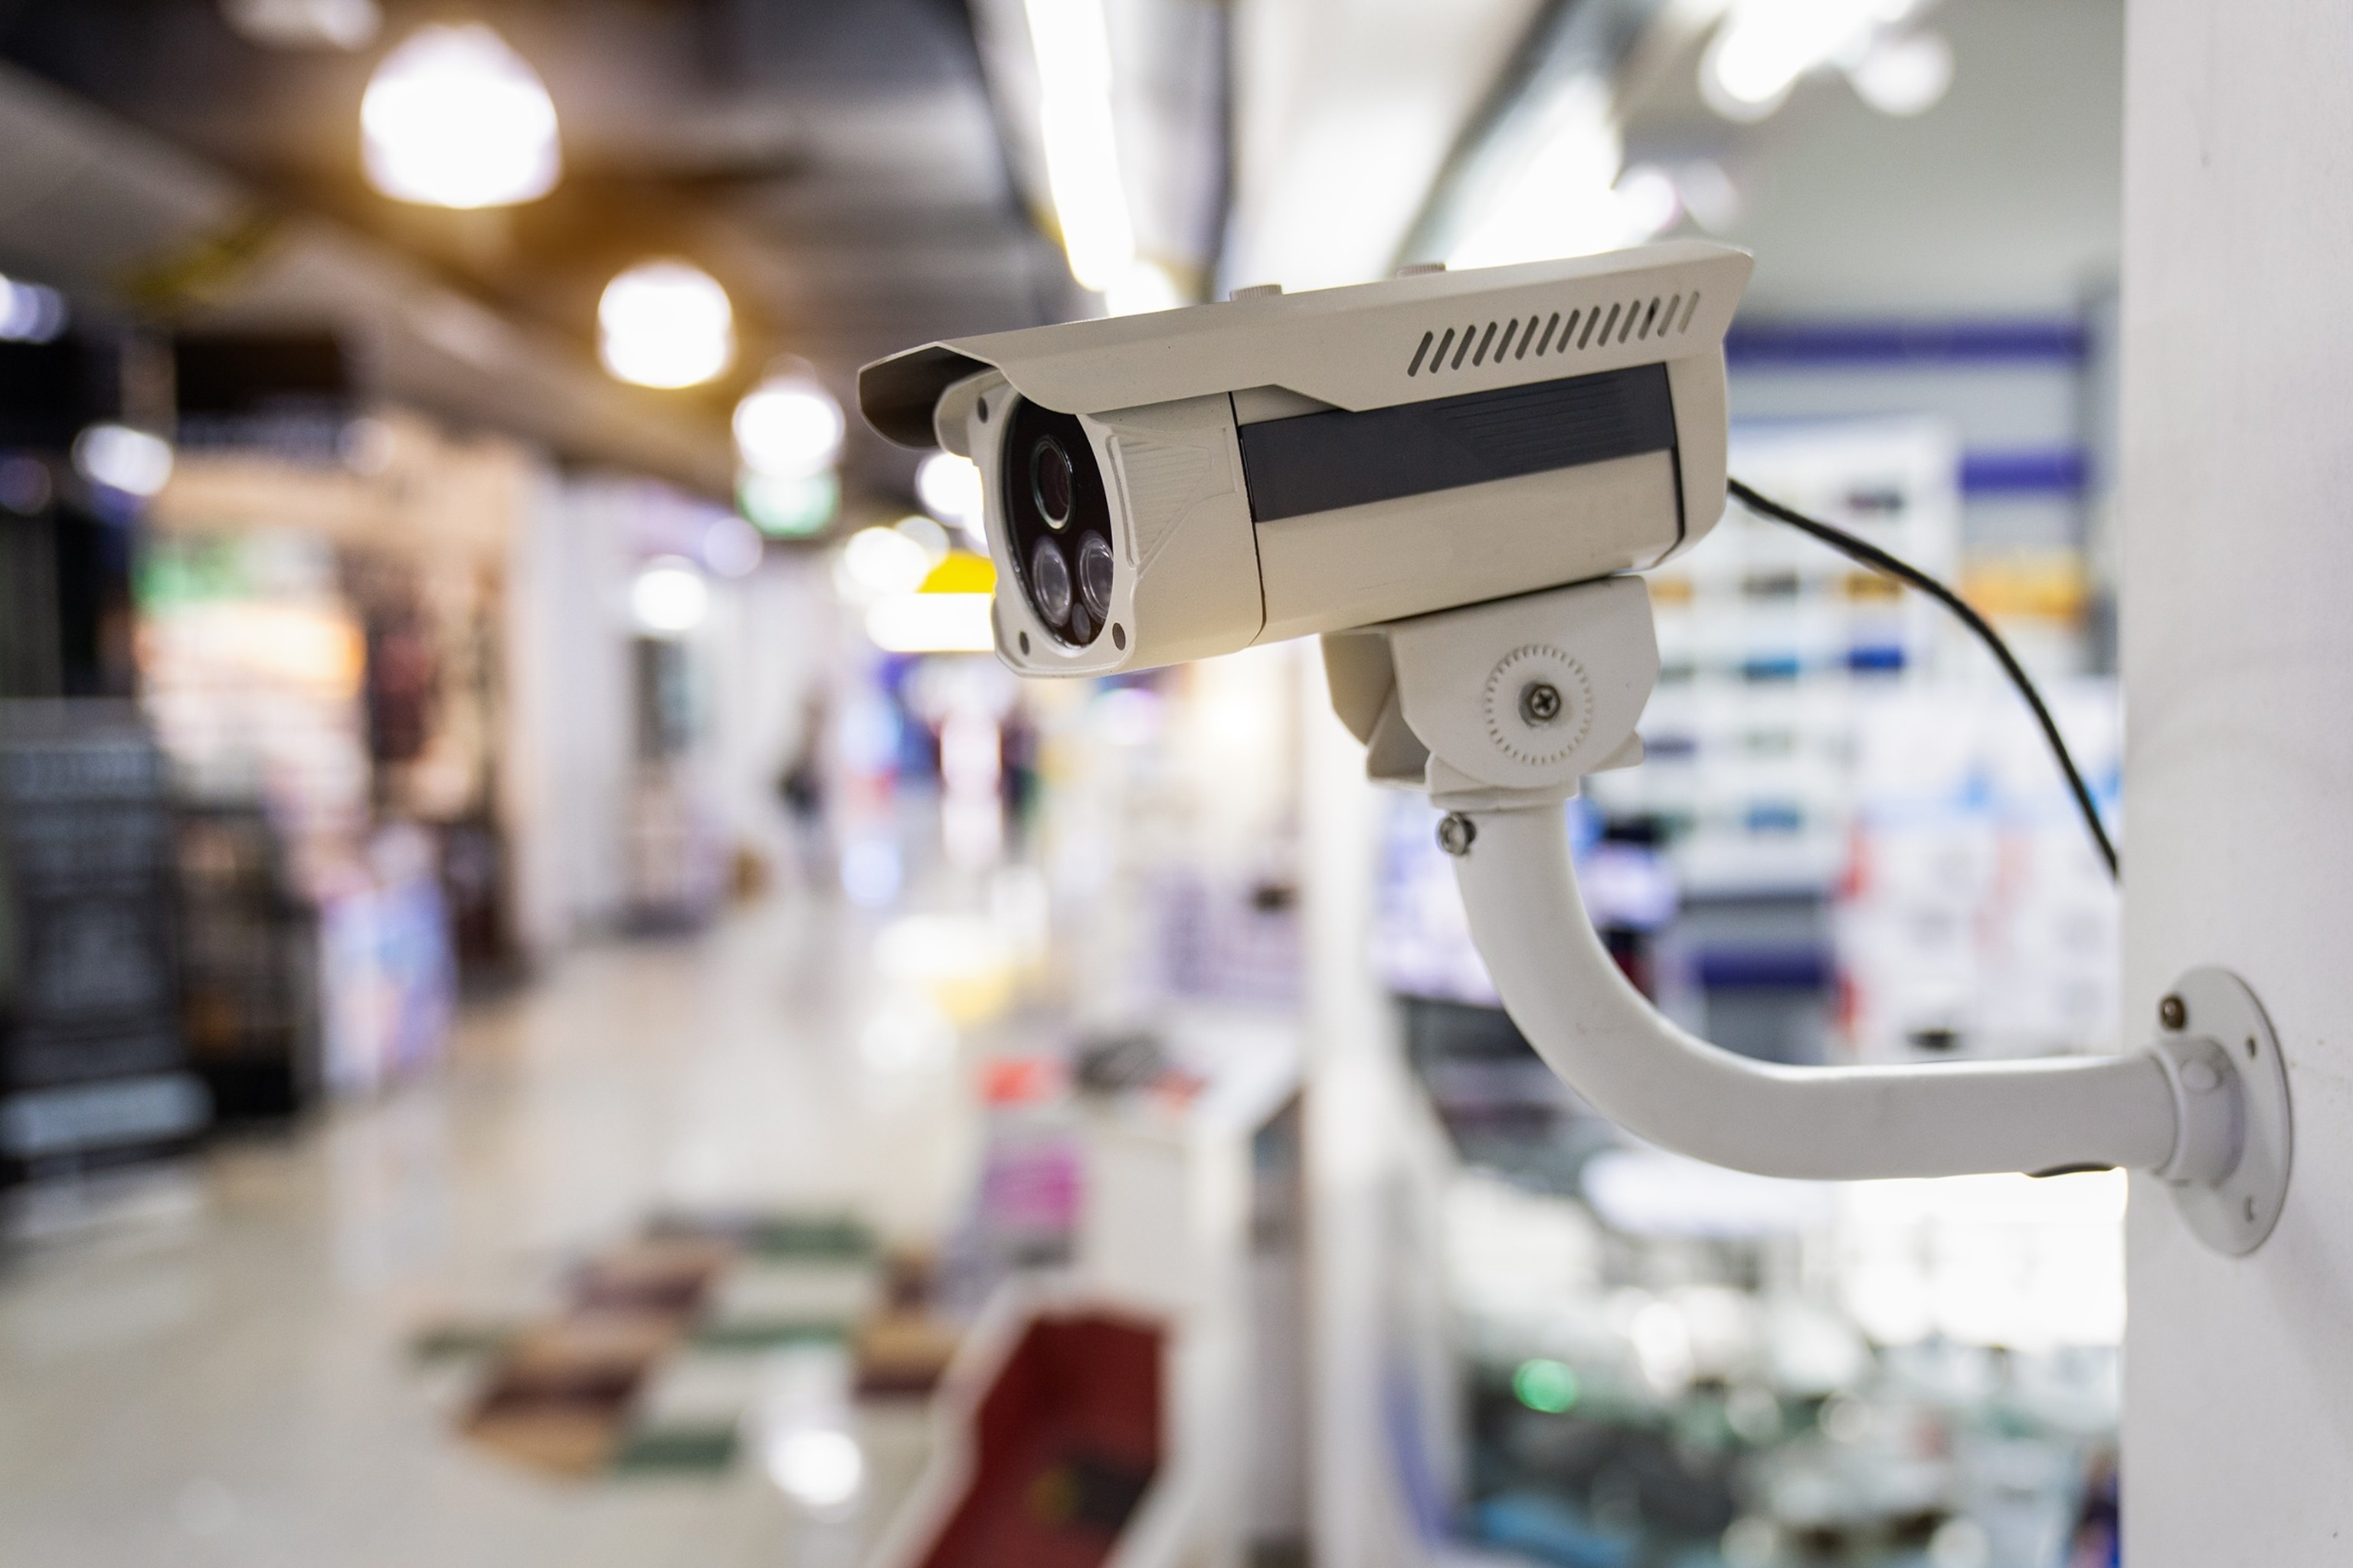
top-left (1032, 437), bottom-right (1075, 529)
top-left (1077, 533), bottom-right (1114, 621)
top-left (1029, 537), bottom-right (1072, 624)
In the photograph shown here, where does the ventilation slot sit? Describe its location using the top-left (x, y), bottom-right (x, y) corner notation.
top-left (1405, 290), bottom-right (1700, 375)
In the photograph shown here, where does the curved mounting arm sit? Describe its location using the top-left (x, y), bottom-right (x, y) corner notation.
top-left (1448, 804), bottom-right (2181, 1180)
top-left (1333, 574), bottom-right (2290, 1249)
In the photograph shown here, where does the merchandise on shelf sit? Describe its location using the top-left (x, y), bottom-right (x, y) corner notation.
top-left (0, 701), bottom-right (208, 1183)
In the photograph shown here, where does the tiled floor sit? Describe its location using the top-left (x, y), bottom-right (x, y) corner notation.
top-left (0, 895), bottom-right (976, 1568)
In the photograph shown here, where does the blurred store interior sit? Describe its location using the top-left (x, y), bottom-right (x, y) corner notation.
top-left (0, 3), bottom-right (2129, 1566)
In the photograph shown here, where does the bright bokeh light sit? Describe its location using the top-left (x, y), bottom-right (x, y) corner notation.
top-left (361, 23), bottom-right (560, 208)
top-left (840, 526), bottom-right (934, 599)
top-left (1025, 0), bottom-right (1136, 294)
top-left (0, 273), bottom-right (69, 343)
top-left (734, 372), bottom-right (843, 476)
top-left (599, 261), bottom-right (735, 388)
top-left (764, 1427), bottom-right (864, 1512)
top-left (630, 556), bottom-right (709, 635)
top-left (866, 594), bottom-right (995, 654)
top-left (738, 470), bottom-right (838, 538)
top-left (915, 451), bottom-right (983, 529)
top-left (72, 424), bottom-right (174, 497)
top-left (1848, 30), bottom-right (1954, 116)
top-left (1701, 0), bottom-right (1928, 123)
top-left (1512, 1357), bottom-right (1579, 1413)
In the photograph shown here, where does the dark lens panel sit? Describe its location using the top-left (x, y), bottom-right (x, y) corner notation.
top-left (1000, 398), bottom-right (1115, 648)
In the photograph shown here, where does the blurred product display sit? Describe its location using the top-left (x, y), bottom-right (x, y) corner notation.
top-left (0, 702), bottom-right (208, 1186)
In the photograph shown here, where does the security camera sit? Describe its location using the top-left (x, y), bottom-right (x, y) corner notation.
top-left (859, 241), bottom-right (1752, 674)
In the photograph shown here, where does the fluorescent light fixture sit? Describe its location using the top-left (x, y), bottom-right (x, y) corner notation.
top-left (630, 556), bottom-right (709, 635)
top-left (72, 424), bottom-right (174, 497)
top-left (915, 452), bottom-right (983, 529)
top-left (1847, 30), bottom-right (1954, 116)
top-left (362, 23), bottom-right (560, 208)
top-left (866, 593), bottom-right (995, 654)
top-left (0, 273), bottom-right (69, 343)
top-left (599, 260), bottom-right (734, 388)
top-left (1024, 0), bottom-right (1137, 295)
top-left (734, 372), bottom-right (843, 476)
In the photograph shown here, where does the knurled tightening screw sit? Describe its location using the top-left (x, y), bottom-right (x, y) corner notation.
top-left (1436, 813), bottom-right (1477, 857)
top-left (1520, 682), bottom-right (1563, 725)
top-left (2159, 994), bottom-right (2188, 1031)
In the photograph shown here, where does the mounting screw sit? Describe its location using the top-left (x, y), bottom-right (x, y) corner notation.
top-left (1520, 682), bottom-right (1564, 725)
top-left (1436, 813), bottom-right (1477, 857)
top-left (2160, 994), bottom-right (2188, 1031)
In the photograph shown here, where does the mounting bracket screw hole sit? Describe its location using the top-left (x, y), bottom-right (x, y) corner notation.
top-left (1520, 682), bottom-right (1563, 725)
top-left (2159, 994), bottom-right (2188, 1031)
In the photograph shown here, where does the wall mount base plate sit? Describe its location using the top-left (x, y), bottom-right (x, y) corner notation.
top-left (2164, 966), bottom-right (2292, 1256)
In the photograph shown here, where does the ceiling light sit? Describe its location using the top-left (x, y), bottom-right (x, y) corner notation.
top-left (1025, 0), bottom-right (1136, 294)
top-left (361, 24), bottom-right (560, 208)
top-left (734, 371), bottom-right (843, 476)
top-left (599, 261), bottom-right (734, 389)
top-left (630, 557), bottom-right (709, 635)
top-left (0, 273), bottom-right (69, 343)
top-left (72, 424), bottom-right (174, 497)
top-left (915, 452), bottom-right (983, 529)
top-left (1847, 31), bottom-right (1954, 116)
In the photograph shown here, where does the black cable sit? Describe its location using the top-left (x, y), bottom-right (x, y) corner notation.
top-left (1724, 476), bottom-right (2119, 882)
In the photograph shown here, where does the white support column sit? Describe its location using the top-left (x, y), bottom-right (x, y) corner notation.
top-left (2120, 1), bottom-right (2353, 1555)
top-left (1298, 647), bottom-right (1431, 1568)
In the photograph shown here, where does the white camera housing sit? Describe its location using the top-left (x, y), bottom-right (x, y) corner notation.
top-left (860, 241), bottom-right (1752, 675)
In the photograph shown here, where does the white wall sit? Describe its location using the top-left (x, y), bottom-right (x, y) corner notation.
top-left (2119, 0), bottom-right (2353, 1556)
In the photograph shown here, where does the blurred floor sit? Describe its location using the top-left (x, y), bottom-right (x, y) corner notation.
top-left (0, 894), bottom-right (972, 1568)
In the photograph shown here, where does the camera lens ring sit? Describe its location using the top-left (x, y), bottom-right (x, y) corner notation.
top-left (1031, 437), bottom-right (1075, 529)
top-left (1076, 532), bottom-right (1114, 621)
top-left (1029, 537), bottom-right (1073, 625)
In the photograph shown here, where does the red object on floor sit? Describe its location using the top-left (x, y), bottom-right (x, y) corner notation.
top-left (917, 1311), bottom-right (1163, 1568)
